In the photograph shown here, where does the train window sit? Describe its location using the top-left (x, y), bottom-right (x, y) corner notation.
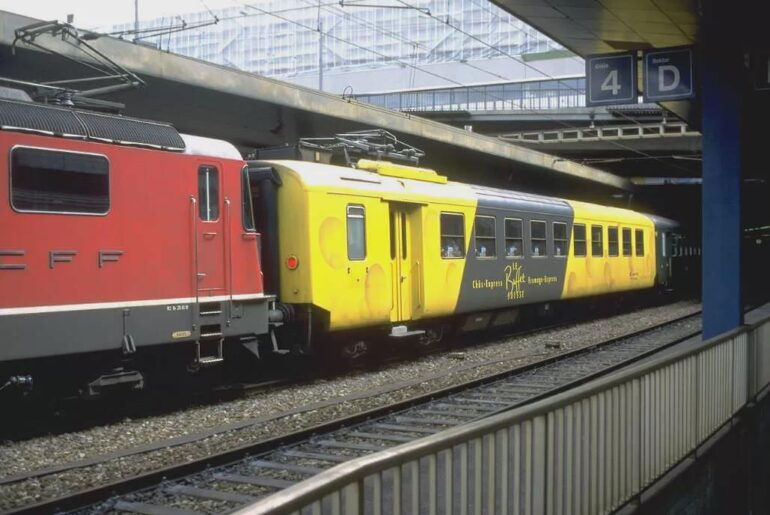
top-left (530, 220), bottom-right (547, 257)
top-left (622, 228), bottom-right (632, 256)
top-left (591, 225), bottom-right (603, 257)
top-left (440, 212), bottom-right (465, 258)
top-left (504, 218), bottom-right (523, 258)
top-left (573, 224), bottom-right (587, 257)
top-left (553, 222), bottom-right (568, 257)
top-left (241, 166), bottom-right (255, 231)
top-left (475, 216), bottom-right (496, 258)
top-left (347, 205), bottom-right (366, 260)
top-left (635, 229), bottom-right (645, 256)
top-left (10, 147), bottom-right (109, 215)
top-left (198, 166), bottom-right (219, 221)
top-left (608, 227), bottom-right (619, 256)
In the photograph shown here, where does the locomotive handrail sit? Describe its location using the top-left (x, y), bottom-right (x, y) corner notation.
top-left (236, 305), bottom-right (770, 515)
top-left (189, 195), bottom-right (199, 306)
top-left (225, 197), bottom-right (234, 311)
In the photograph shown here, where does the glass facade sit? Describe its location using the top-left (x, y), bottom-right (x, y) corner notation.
top-left (111, 0), bottom-right (565, 90)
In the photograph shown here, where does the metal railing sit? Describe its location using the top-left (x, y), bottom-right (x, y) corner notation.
top-left (352, 77), bottom-right (586, 113)
top-left (238, 306), bottom-right (770, 515)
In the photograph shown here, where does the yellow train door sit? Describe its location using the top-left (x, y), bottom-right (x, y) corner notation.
top-left (389, 203), bottom-right (422, 322)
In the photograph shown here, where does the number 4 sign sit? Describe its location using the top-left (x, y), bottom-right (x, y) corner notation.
top-left (586, 52), bottom-right (638, 106)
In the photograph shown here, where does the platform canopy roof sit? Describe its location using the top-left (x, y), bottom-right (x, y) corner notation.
top-left (492, 0), bottom-right (696, 54)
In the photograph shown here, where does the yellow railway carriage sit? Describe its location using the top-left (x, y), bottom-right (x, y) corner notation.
top-left (247, 159), bottom-right (676, 347)
top-left (562, 200), bottom-right (657, 299)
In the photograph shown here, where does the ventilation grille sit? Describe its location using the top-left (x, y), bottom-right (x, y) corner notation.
top-left (0, 99), bottom-right (185, 151)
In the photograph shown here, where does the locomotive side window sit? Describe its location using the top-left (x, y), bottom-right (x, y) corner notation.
top-left (474, 216), bottom-right (496, 258)
top-left (591, 225), bottom-right (604, 257)
top-left (347, 204), bottom-right (366, 260)
top-left (198, 165), bottom-right (219, 221)
top-left (573, 224), bottom-right (587, 257)
top-left (440, 212), bottom-right (465, 258)
top-left (622, 228), bottom-right (632, 256)
top-left (11, 147), bottom-right (109, 215)
top-left (553, 222), bottom-right (568, 257)
top-left (241, 166), bottom-right (255, 231)
top-left (608, 227), bottom-right (619, 256)
top-left (530, 220), bottom-right (547, 257)
top-left (504, 218), bottom-right (523, 258)
top-left (635, 229), bottom-right (645, 256)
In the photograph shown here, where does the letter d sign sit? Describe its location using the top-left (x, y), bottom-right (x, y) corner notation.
top-left (658, 65), bottom-right (681, 92)
top-left (644, 46), bottom-right (695, 102)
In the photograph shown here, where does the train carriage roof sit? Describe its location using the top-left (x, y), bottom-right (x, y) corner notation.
top-left (470, 184), bottom-right (572, 217)
top-left (262, 160), bottom-right (661, 224)
top-left (261, 160), bottom-right (478, 204)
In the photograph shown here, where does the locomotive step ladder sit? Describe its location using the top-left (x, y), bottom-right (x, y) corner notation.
top-left (195, 326), bottom-right (224, 366)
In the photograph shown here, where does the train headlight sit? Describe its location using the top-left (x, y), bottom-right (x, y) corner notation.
top-left (286, 255), bottom-right (299, 270)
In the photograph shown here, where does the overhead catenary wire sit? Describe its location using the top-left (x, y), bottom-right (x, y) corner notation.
top-left (299, 0), bottom-right (515, 83)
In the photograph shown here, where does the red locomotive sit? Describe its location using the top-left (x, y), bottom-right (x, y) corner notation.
top-left (0, 95), bottom-right (273, 394)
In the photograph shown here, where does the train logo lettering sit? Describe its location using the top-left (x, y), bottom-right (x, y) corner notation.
top-left (505, 263), bottom-right (526, 300)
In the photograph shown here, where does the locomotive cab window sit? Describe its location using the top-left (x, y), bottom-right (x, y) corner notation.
top-left (474, 216), bottom-right (496, 258)
top-left (11, 147), bottom-right (109, 215)
top-left (198, 165), bottom-right (219, 221)
top-left (635, 229), bottom-right (645, 256)
top-left (573, 224), bottom-right (587, 257)
top-left (530, 220), bottom-right (547, 257)
top-left (347, 204), bottom-right (366, 260)
top-left (591, 225), bottom-right (604, 257)
top-left (504, 218), bottom-right (523, 258)
top-left (441, 212), bottom-right (465, 258)
top-left (622, 228), bottom-right (632, 256)
top-left (608, 227), bottom-right (619, 256)
top-left (553, 222), bottom-right (568, 257)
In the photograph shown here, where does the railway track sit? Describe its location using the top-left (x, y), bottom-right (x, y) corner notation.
top-left (6, 312), bottom-right (701, 515)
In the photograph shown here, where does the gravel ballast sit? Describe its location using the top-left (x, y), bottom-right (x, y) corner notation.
top-left (0, 301), bottom-right (700, 511)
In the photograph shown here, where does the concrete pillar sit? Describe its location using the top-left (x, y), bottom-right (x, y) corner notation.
top-left (701, 0), bottom-right (744, 338)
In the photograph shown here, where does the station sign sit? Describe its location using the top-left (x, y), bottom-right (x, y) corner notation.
top-left (643, 46), bottom-right (695, 102)
top-left (586, 52), bottom-right (638, 106)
